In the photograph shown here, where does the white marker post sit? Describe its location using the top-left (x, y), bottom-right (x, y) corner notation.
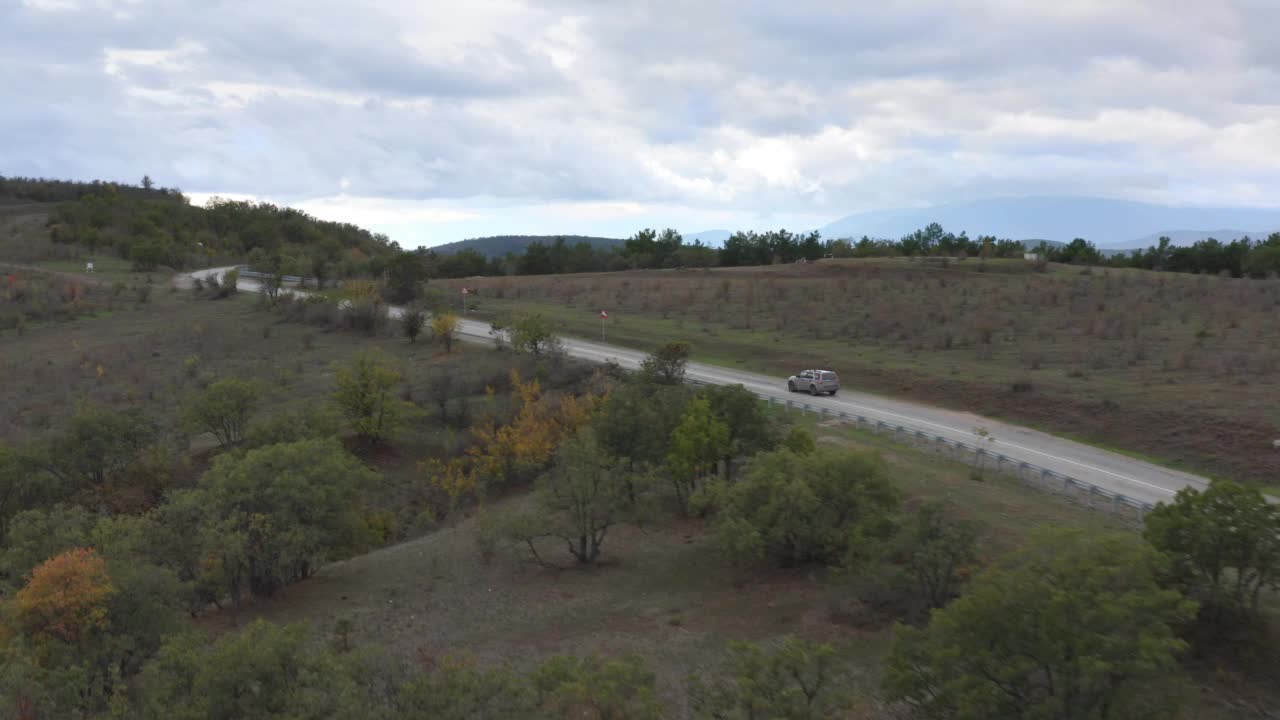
top-left (461, 286), bottom-right (469, 315)
top-left (600, 309), bottom-right (608, 342)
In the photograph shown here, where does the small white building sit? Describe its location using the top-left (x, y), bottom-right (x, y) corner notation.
top-left (1023, 252), bottom-right (1043, 262)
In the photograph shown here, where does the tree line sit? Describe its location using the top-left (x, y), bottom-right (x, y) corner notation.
top-left (428, 224), bottom-right (1280, 282)
top-left (14, 174), bottom-right (1280, 283)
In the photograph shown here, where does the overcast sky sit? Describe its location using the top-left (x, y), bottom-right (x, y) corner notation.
top-left (3, 0), bottom-right (1279, 246)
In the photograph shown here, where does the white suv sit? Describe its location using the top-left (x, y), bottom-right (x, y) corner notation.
top-left (787, 369), bottom-right (840, 396)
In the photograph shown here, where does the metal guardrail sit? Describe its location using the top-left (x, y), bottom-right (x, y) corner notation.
top-left (685, 378), bottom-right (1154, 522)
top-left (231, 266), bottom-right (305, 284)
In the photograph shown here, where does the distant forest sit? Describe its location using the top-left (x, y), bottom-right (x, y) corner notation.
top-left (429, 234), bottom-right (622, 258)
top-left (6, 175), bottom-right (1279, 284)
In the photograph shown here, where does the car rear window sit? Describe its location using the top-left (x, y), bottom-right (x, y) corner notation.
top-left (820, 372), bottom-right (837, 381)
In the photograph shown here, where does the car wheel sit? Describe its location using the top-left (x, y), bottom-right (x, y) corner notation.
top-left (829, 389), bottom-right (838, 396)
top-left (787, 381), bottom-right (796, 392)
top-left (809, 385), bottom-right (818, 396)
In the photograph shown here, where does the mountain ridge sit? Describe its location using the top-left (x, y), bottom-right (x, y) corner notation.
top-left (817, 196), bottom-right (1280, 247)
top-left (428, 234), bottom-right (623, 257)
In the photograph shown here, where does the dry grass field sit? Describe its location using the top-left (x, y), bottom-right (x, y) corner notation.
top-left (438, 259), bottom-right (1280, 488)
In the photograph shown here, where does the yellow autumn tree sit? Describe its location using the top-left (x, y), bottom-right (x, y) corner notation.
top-left (423, 371), bottom-right (597, 506)
top-left (15, 548), bottom-right (115, 643)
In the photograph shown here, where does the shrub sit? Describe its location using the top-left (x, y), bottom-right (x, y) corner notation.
top-left (712, 447), bottom-right (899, 566)
top-left (184, 378), bottom-right (259, 448)
top-left (432, 311), bottom-right (459, 353)
top-left (332, 350), bottom-right (415, 444)
top-left (883, 530), bottom-right (1196, 720)
top-left (401, 305), bottom-right (426, 343)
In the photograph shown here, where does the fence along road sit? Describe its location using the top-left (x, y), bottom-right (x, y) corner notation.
top-left (193, 267), bottom-right (1212, 517)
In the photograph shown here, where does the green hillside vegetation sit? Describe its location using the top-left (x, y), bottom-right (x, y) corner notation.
top-left (1, 214), bottom-right (1278, 717)
top-left (1, 175), bottom-right (400, 281)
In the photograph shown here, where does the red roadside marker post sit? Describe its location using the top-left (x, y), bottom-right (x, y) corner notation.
top-left (600, 309), bottom-right (608, 342)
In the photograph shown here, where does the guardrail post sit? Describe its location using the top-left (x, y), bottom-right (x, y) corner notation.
top-left (1088, 485), bottom-right (1098, 508)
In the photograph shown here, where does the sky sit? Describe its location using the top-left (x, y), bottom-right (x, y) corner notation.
top-left (2, 0), bottom-right (1279, 247)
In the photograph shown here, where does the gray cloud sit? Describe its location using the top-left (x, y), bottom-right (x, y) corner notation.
top-left (2, 0), bottom-right (1279, 228)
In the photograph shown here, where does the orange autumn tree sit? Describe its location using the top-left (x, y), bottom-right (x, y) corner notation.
top-left (14, 548), bottom-right (115, 643)
top-left (424, 370), bottom-right (597, 506)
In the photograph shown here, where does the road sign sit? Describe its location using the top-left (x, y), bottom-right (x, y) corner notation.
top-left (461, 287), bottom-right (469, 295)
top-left (599, 310), bottom-right (608, 319)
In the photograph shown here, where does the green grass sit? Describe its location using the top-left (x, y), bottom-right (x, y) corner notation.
top-left (33, 255), bottom-right (152, 282)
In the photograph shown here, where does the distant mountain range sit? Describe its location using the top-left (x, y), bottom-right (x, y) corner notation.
top-left (429, 234), bottom-right (623, 257)
top-left (817, 197), bottom-right (1280, 248)
top-left (429, 197), bottom-right (1280, 256)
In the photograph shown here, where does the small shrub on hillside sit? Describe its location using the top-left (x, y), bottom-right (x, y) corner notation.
top-left (244, 404), bottom-right (342, 448)
top-left (401, 305), bottom-right (426, 343)
top-left (183, 378), bottom-right (259, 448)
top-left (686, 638), bottom-right (850, 719)
top-left (332, 350), bottom-right (416, 445)
top-left (710, 447), bottom-right (899, 566)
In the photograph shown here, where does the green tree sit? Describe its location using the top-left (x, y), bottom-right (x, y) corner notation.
top-left (781, 426), bottom-right (816, 455)
top-left (701, 384), bottom-right (776, 480)
top-left (170, 439), bottom-right (377, 601)
top-left (0, 505), bottom-right (95, 587)
top-left (848, 502), bottom-right (980, 617)
top-left (1144, 479), bottom-right (1280, 628)
top-left (511, 313), bottom-right (559, 357)
top-left (129, 234), bottom-right (172, 271)
top-left (883, 530), bottom-right (1196, 720)
top-left (638, 341), bottom-right (691, 385)
top-left (132, 621), bottom-right (382, 720)
top-left (1243, 233), bottom-right (1280, 277)
top-left (332, 350), bottom-right (413, 444)
top-left (529, 654), bottom-right (663, 720)
top-left (243, 403), bottom-right (342, 449)
top-left (713, 448), bottom-right (898, 566)
top-left (687, 637), bottom-right (849, 720)
top-left (184, 378), bottom-right (259, 448)
top-left (522, 429), bottom-right (640, 565)
top-left (593, 382), bottom-right (691, 472)
top-left (400, 305), bottom-right (426, 343)
top-left (668, 397), bottom-right (729, 512)
top-left (383, 249), bottom-right (430, 304)
top-left (397, 658), bottom-right (534, 719)
top-left (0, 446), bottom-right (43, 540)
top-left (42, 405), bottom-right (157, 491)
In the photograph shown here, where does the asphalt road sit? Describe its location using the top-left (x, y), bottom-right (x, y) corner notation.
top-left (191, 267), bottom-right (1210, 507)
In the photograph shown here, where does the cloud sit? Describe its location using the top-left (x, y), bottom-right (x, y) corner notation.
top-left (1, 0), bottom-right (1279, 246)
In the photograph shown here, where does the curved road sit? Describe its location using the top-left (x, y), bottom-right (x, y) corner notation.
top-left (191, 267), bottom-right (1210, 507)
